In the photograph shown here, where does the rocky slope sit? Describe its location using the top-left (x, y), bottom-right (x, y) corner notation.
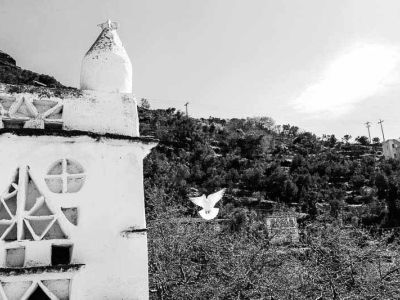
top-left (0, 50), bottom-right (64, 88)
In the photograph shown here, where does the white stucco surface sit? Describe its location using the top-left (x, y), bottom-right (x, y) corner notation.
top-left (0, 87), bottom-right (140, 137)
top-left (0, 19), bottom-right (154, 298)
top-left (80, 22), bottom-right (133, 94)
top-left (62, 91), bottom-right (140, 137)
top-left (0, 133), bottom-right (157, 299)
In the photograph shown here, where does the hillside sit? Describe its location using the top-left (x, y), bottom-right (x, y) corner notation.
top-left (139, 105), bottom-right (398, 228)
top-left (0, 50), bottom-right (64, 87)
top-left (139, 105), bottom-right (400, 299)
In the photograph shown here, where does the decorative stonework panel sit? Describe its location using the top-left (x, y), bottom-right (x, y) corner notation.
top-left (0, 167), bottom-right (67, 242)
top-left (0, 279), bottom-right (70, 300)
top-left (0, 95), bottom-right (63, 129)
top-left (45, 159), bottom-right (85, 194)
top-left (1, 281), bottom-right (32, 300)
top-left (42, 279), bottom-right (70, 300)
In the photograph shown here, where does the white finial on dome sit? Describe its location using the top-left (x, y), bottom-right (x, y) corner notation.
top-left (98, 19), bottom-right (119, 30)
top-left (80, 19), bottom-right (132, 93)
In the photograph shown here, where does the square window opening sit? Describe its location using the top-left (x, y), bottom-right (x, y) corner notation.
top-left (6, 247), bottom-right (25, 267)
top-left (3, 120), bottom-right (25, 129)
top-left (44, 122), bottom-right (63, 130)
top-left (51, 244), bottom-right (72, 266)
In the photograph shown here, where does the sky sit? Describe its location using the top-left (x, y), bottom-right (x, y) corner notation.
top-left (0, 0), bottom-right (400, 140)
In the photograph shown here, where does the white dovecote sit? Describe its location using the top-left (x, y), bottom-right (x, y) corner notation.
top-left (80, 20), bottom-right (133, 94)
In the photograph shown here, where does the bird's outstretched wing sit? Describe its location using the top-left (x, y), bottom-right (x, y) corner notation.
top-left (189, 195), bottom-right (206, 208)
top-left (207, 188), bottom-right (226, 207)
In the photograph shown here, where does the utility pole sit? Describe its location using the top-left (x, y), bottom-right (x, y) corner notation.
top-left (365, 121), bottom-right (372, 143)
top-left (378, 119), bottom-right (385, 142)
top-left (184, 102), bottom-right (189, 117)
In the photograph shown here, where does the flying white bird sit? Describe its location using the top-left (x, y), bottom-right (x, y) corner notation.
top-left (189, 189), bottom-right (226, 220)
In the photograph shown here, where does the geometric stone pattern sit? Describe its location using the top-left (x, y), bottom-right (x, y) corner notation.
top-left (0, 94), bottom-right (63, 129)
top-left (0, 278), bottom-right (70, 300)
top-left (0, 166), bottom-right (68, 242)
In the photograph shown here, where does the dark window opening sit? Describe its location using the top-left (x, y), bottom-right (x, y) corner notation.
top-left (2, 120), bottom-right (25, 129)
top-left (28, 286), bottom-right (50, 300)
top-left (44, 122), bottom-right (63, 130)
top-left (51, 244), bottom-right (72, 265)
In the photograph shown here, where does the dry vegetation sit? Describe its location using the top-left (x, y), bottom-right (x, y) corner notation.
top-left (148, 213), bottom-right (400, 299)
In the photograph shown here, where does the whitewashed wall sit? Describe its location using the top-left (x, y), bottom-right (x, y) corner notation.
top-left (0, 133), bottom-right (156, 299)
top-left (63, 90), bottom-right (139, 137)
top-left (0, 87), bottom-right (140, 137)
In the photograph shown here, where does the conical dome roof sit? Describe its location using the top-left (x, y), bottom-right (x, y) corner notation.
top-left (80, 20), bottom-right (132, 93)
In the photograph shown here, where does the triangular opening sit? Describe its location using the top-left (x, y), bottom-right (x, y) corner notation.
top-left (52, 106), bottom-right (63, 119)
top-left (3, 168), bottom-right (19, 216)
top-left (0, 97), bottom-right (15, 111)
top-left (0, 202), bottom-right (12, 220)
top-left (44, 104), bottom-right (63, 120)
top-left (27, 219), bottom-right (53, 237)
top-left (42, 279), bottom-right (70, 300)
top-left (61, 207), bottom-right (78, 225)
top-left (0, 223), bottom-right (11, 238)
top-left (4, 196), bottom-right (17, 216)
top-left (12, 169), bottom-right (19, 186)
top-left (43, 220), bottom-right (66, 239)
top-left (31, 201), bottom-right (53, 217)
top-left (15, 101), bottom-right (32, 118)
top-left (28, 285), bottom-right (51, 300)
top-left (7, 177), bottom-right (17, 193)
top-left (25, 173), bottom-right (43, 211)
top-left (8, 184), bottom-right (16, 193)
top-left (32, 99), bottom-right (57, 115)
top-left (23, 221), bottom-right (34, 240)
top-left (4, 223), bottom-right (17, 241)
top-left (2, 281), bottom-right (32, 300)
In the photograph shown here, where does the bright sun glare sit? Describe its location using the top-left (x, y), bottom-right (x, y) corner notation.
top-left (293, 43), bottom-right (400, 117)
